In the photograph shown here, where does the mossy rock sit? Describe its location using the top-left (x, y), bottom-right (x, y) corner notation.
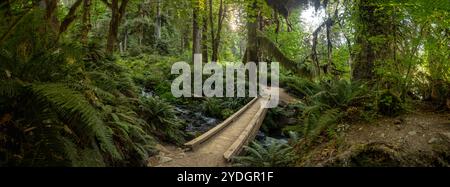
top-left (347, 143), bottom-right (402, 167)
top-left (322, 142), bottom-right (404, 167)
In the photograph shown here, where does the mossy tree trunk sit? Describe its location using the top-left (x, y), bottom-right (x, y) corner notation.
top-left (81, 0), bottom-right (92, 46)
top-left (352, 0), bottom-right (393, 82)
top-left (210, 0), bottom-right (225, 62)
top-left (104, 0), bottom-right (130, 56)
top-left (246, 0), bottom-right (259, 63)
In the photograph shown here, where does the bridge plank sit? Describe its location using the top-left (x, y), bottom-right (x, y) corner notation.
top-left (184, 97), bottom-right (259, 150)
top-left (223, 98), bottom-right (269, 161)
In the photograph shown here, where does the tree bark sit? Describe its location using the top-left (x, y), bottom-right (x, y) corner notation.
top-left (201, 0), bottom-right (209, 63)
top-left (245, 0), bottom-right (259, 63)
top-left (211, 0), bottom-right (225, 62)
top-left (326, 18), bottom-right (333, 75)
top-left (192, 0), bottom-right (202, 62)
top-left (81, 0), bottom-right (92, 45)
top-left (59, 0), bottom-right (83, 37)
top-left (274, 10), bottom-right (280, 34)
top-left (353, 0), bottom-right (392, 81)
top-left (155, 0), bottom-right (162, 40)
top-left (105, 0), bottom-right (129, 56)
top-left (209, 0), bottom-right (215, 60)
top-left (44, 0), bottom-right (59, 27)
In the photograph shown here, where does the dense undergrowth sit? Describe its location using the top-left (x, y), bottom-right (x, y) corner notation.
top-left (0, 10), bottom-right (190, 166)
top-left (2, 0), bottom-right (450, 168)
top-left (234, 74), bottom-right (450, 167)
top-left (0, 9), bottom-right (252, 166)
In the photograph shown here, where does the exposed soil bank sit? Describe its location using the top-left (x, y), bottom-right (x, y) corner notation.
top-left (296, 103), bottom-right (450, 167)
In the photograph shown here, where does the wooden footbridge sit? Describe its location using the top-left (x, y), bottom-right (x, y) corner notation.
top-left (159, 88), bottom-right (296, 167)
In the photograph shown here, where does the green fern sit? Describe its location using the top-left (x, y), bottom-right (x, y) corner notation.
top-left (285, 79), bottom-right (372, 142)
top-left (139, 97), bottom-right (186, 144)
top-left (0, 80), bottom-right (23, 97)
top-left (233, 140), bottom-right (296, 167)
top-left (29, 83), bottom-right (122, 159)
top-left (0, 9), bottom-right (159, 167)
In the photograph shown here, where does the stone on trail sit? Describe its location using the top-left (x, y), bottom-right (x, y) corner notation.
top-left (408, 131), bottom-right (417, 136)
top-left (428, 137), bottom-right (439, 144)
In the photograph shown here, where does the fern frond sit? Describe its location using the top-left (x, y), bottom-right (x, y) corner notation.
top-left (0, 80), bottom-right (23, 97)
top-left (233, 140), bottom-right (295, 167)
top-left (29, 83), bottom-right (122, 159)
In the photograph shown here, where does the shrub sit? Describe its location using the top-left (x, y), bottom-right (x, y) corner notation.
top-left (233, 140), bottom-right (296, 167)
top-left (201, 98), bottom-right (223, 119)
top-left (139, 97), bottom-right (186, 145)
top-left (285, 79), bottom-right (372, 142)
top-left (378, 90), bottom-right (403, 116)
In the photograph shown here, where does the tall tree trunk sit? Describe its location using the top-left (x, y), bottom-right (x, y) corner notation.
top-left (43, 0), bottom-right (59, 27)
top-left (202, 0), bottom-right (209, 63)
top-left (138, 3), bottom-right (144, 47)
top-left (106, 0), bottom-right (120, 55)
top-left (211, 0), bottom-right (225, 62)
top-left (353, 0), bottom-right (392, 81)
top-left (58, 0), bottom-right (83, 38)
top-left (326, 19), bottom-right (333, 75)
top-left (155, 0), bottom-right (162, 40)
top-left (124, 23), bottom-right (128, 52)
top-left (274, 10), bottom-right (280, 35)
top-left (105, 0), bottom-right (129, 56)
top-left (209, 0), bottom-right (215, 60)
top-left (1, 0), bottom-right (12, 21)
top-left (81, 0), bottom-right (92, 45)
top-left (192, 0), bottom-right (202, 62)
top-left (246, 0), bottom-right (259, 63)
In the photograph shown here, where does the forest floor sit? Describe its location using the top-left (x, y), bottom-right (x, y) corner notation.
top-left (148, 91), bottom-right (450, 167)
top-left (298, 102), bottom-right (450, 167)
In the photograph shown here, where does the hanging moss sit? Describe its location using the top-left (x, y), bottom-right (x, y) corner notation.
top-left (257, 31), bottom-right (312, 77)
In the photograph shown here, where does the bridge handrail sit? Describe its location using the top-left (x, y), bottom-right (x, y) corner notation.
top-left (184, 97), bottom-right (259, 150)
top-left (223, 99), bottom-right (269, 161)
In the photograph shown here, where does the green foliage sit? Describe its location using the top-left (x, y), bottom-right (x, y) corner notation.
top-left (281, 75), bottom-right (318, 98)
top-left (262, 107), bottom-right (289, 133)
top-left (117, 54), bottom-right (181, 96)
top-left (2, 0), bottom-right (450, 167)
top-left (139, 97), bottom-right (186, 145)
top-left (0, 68), bottom-right (157, 166)
top-left (1, 81), bottom-right (122, 166)
top-left (200, 97), bottom-right (252, 120)
top-left (308, 79), bottom-right (370, 109)
top-left (201, 98), bottom-right (223, 119)
top-left (377, 90), bottom-right (403, 116)
top-left (0, 10), bottom-right (159, 166)
top-left (30, 83), bottom-right (122, 159)
top-left (233, 140), bottom-right (296, 167)
top-left (284, 78), bottom-right (372, 141)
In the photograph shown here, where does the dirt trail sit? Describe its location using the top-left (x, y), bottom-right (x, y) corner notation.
top-left (298, 104), bottom-right (450, 166)
top-left (279, 88), bottom-right (299, 105)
